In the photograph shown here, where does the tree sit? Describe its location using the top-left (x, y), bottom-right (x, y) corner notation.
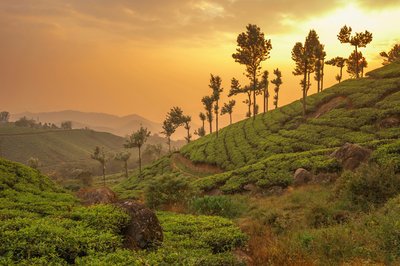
top-left (91, 146), bottom-right (107, 186)
top-left (259, 71), bottom-right (269, 113)
top-left (337, 25), bottom-right (373, 78)
top-left (124, 126), bottom-right (151, 175)
top-left (115, 151), bottom-right (131, 178)
top-left (61, 121), bottom-right (72, 130)
top-left (380, 44), bottom-right (400, 65)
top-left (201, 96), bottom-right (214, 133)
top-left (232, 24), bottom-right (272, 119)
top-left (271, 68), bottom-right (282, 109)
top-left (292, 30), bottom-right (321, 116)
top-left (221, 100), bottom-right (236, 125)
top-left (161, 119), bottom-right (176, 153)
top-left (15, 116), bottom-right (36, 128)
top-left (0, 111), bottom-right (10, 123)
top-left (209, 74), bottom-right (223, 137)
top-left (199, 112), bottom-right (206, 136)
top-left (27, 157), bottom-right (40, 170)
top-left (314, 44), bottom-right (326, 92)
top-left (229, 78), bottom-right (252, 117)
top-left (143, 144), bottom-right (163, 162)
top-left (182, 115), bottom-right (192, 143)
top-left (347, 51), bottom-right (368, 78)
top-left (325, 57), bottom-right (347, 83)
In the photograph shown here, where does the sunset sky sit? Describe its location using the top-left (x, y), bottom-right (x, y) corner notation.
top-left (1, 0), bottom-right (399, 126)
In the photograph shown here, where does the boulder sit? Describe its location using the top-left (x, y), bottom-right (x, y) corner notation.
top-left (117, 201), bottom-right (163, 250)
top-left (293, 168), bottom-right (312, 186)
top-left (76, 187), bottom-right (117, 205)
top-left (330, 143), bottom-right (371, 171)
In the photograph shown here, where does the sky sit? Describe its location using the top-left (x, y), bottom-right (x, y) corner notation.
top-left (1, 0), bottom-right (400, 126)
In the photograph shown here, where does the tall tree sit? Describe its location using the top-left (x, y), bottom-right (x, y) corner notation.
top-left (337, 25), bottom-right (373, 78)
top-left (124, 126), bottom-right (151, 175)
top-left (232, 24), bottom-right (272, 119)
top-left (91, 146), bottom-right (107, 186)
top-left (291, 30), bottom-right (320, 116)
top-left (325, 57), bottom-right (347, 83)
top-left (199, 112), bottom-right (206, 134)
top-left (182, 115), bottom-right (192, 143)
top-left (0, 111), bottom-right (10, 123)
top-left (380, 44), bottom-right (400, 65)
top-left (347, 51), bottom-right (368, 78)
top-left (271, 68), bottom-right (282, 109)
top-left (314, 44), bottom-right (326, 92)
top-left (221, 100), bottom-right (236, 125)
top-left (161, 119), bottom-right (176, 153)
top-left (201, 96), bottom-right (214, 133)
top-left (259, 71), bottom-right (269, 113)
top-left (168, 106), bottom-right (184, 126)
top-left (229, 78), bottom-right (252, 117)
top-left (115, 151), bottom-right (131, 178)
top-left (209, 74), bottom-right (223, 137)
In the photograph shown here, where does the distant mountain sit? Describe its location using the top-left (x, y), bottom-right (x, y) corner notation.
top-left (10, 110), bottom-right (162, 137)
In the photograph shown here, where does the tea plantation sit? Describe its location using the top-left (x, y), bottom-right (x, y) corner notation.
top-left (0, 158), bottom-right (247, 265)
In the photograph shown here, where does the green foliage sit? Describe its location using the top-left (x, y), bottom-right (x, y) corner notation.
top-left (190, 195), bottom-right (246, 218)
top-left (336, 164), bottom-right (400, 211)
top-left (145, 173), bottom-right (196, 209)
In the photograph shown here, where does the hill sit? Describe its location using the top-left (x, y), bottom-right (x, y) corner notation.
top-left (115, 62), bottom-right (400, 264)
top-left (10, 110), bottom-right (162, 137)
top-left (0, 124), bottom-right (184, 177)
top-left (0, 157), bottom-right (247, 264)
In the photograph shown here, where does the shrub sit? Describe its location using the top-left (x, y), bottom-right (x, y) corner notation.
top-left (335, 164), bottom-right (400, 211)
top-left (145, 174), bottom-right (196, 209)
top-left (190, 196), bottom-right (246, 218)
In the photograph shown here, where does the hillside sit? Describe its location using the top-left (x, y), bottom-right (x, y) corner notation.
top-left (0, 125), bottom-right (184, 177)
top-left (114, 63), bottom-right (400, 264)
top-left (0, 157), bottom-right (247, 264)
top-left (10, 110), bottom-right (162, 137)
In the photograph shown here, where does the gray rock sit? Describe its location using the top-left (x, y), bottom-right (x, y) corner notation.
top-left (331, 143), bottom-right (371, 171)
top-left (293, 168), bottom-right (312, 186)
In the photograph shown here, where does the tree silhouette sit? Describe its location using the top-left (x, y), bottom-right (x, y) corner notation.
top-left (229, 78), bottom-right (252, 117)
top-left (182, 115), bottom-right (192, 143)
top-left (221, 100), bottom-right (236, 125)
top-left (61, 121), bottom-right (72, 130)
top-left (314, 44), bottom-right (326, 92)
top-left (292, 30), bottom-right (321, 116)
top-left (271, 68), bottom-right (282, 109)
top-left (0, 111), bottom-right (10, 123)
top-left (338, 25), bottom-right (373, 78)
top-left (259, 71), bottom-right (269, 113)
top-left (91, 146), bottom-right (107, 186)
top-left (115, 151), bottom-right (131, 178)
top-left (161, 119), bottom-right (176, 153)
top-left (199, 112), bottom-right (206, 136)
top-left (209, 74), bottom-right (223, 137)
top-left (232, 24), bottom-right (272, 119)
top-left (168, 106), bottom-right (184, 126)
top-left (201, 96), bottom-right (214, 133)
top-left (347, 51), bottom-right (368, 78)
top-left (380, 44), bottom-right (400, 65)
top-left (325, 57), bottom-right (347, 83)
top-left (124, 126), bottom-right (151, 175)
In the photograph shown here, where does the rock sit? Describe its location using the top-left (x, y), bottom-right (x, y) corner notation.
top-left (330, 143), bottom-right (371, 171)
top-left (117, 201), bottom-right (163, 250)
top-left (76, 187), bottom-right (117, 205)
top-left (243, 183), bottom-right (258, 192)
top-left (293, 168), bottom-right (312, 186)
top-left (380, 117), bottom-right (400, 128)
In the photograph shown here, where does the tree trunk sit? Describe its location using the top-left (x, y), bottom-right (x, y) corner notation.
top-left (102, 163), bottom-right (106, 187)
top-left (247, 92), bottom-right (252, 117)
top-left (302, 61), bottom-right (308, 116)
top-left (339, 66), bottom-right (343, 83)
top-left (138, 146), bottom-right (142, 175)
top-left (124, 161), bottom-right (128, 178)
top-left (186, 128), bottom-right (190, 143)
top-left (355, 45), bottom-right (359, 78)
top-left (321, 61), bottom-right (325, 91)
top-left (209, 120), bottom-right (212, 134)
top-left (229, 113), bottom-right (232, 125)
top-left (252, 71), bottom-right (257, 119)
top-left (215, 101), bottom-right (219, 137)
top-left (168, 137), bottom-right (171, 153)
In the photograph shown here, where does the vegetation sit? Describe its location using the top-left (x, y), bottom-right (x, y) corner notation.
top-left (380, 43), bottom-right (400, 65)
top-left (125, 126), bottom-right (151, 175)
top-left (90, 146), bottom-right (108, 186)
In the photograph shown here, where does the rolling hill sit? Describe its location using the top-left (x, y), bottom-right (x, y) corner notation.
top-left (0, 124), bottom-right (184, 177)
top-left (10, 110), bottom-right (162, 137)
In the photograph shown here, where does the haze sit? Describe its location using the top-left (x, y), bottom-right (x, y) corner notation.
top-left (1, 0), bottom-right (399, 125)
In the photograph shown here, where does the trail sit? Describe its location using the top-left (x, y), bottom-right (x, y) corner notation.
top-left (307, 96), bottom-right (351, 119)
top-left (170, 153), bottom-right (223, 178)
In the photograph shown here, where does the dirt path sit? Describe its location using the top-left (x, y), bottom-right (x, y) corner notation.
top-left (307, 96), bottom-right (351, 119)
top-left (170, 153), bottom-right (223, 177)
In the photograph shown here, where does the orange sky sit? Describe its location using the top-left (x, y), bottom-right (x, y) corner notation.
top-left (1, 0), bottom-right (399, 127)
